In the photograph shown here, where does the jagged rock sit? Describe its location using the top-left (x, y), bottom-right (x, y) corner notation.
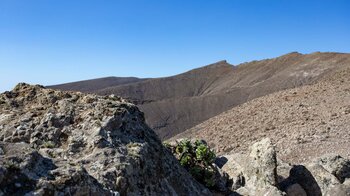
top-left (230, 172), bottom-right (245, 190)
top-left (287, 165), bottom-right (324, 195)
top-left (316, 154), bottom-right (350, 183)
top-left (221, 139), bottom-right (284, 195)
top-left (0, 142), bottom-right (109, 195)
top-left (276, 159), bottom-right (292, 183)
top-left (278, 154), bottom-right (350, 196)
top-left (222, 138), bottom-right (350, 196)
top-left (221, 153), bottom-right (247, 190)
top-left (0, 83), bottom-right (210, 195)
top-left (245, 138), bottom-right (284, 196)
top-left (305, 156), bottom-right (350, 196)
top-left (246, 138), bottom-right (278, 188)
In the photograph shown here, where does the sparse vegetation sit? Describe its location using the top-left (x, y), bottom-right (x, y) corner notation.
top-left (42, 141), bottom-right (55, 148)
top-left (164, 139), bottom-right (217, 188)
top-left (5, 160), bottom-right (19, 170)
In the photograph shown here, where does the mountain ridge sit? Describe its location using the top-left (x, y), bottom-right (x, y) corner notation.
top-left (172, 64), bottom-right (350, 163)
top-left (48, 76), bottom-right (148, 93)
top-left (49, 52), bottom-right (350, 139)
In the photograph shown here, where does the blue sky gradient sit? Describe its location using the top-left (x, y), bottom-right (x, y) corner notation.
top-left (1, 0), bottom-right (349, 92)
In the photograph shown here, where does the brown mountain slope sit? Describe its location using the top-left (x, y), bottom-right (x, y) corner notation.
top-left (48, 76), bottom-right (147, 92)
top-left (172, 65), bottom-right (350, 164)
top-left (97, 60), bottom-right (234, 101)
top-left (50, 52), bottom-right (350, 140)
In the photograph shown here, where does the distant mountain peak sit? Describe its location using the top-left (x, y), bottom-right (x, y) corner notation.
top-left (279, 51), bottom-right (303, 58)
top-left (189, 60), bottom-right (234, 73)
top-left (50, 52), bottom-right (350, 140)
top-left (206, 60), bottom-right (231, 67)
top-left (288, 51), bottom-right (302, 55)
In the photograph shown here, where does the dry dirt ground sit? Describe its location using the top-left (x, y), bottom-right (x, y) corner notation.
top-left (173, 66), bottom-right (350, 164)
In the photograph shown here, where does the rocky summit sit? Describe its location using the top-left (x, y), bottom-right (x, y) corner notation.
top-left (0, 83), bottom-right (210, 195)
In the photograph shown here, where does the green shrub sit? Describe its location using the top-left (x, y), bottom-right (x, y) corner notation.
top-left (164, 139), bottom-right (217, 188)
top-left (42, 141), bottom-right (55, 148)
top-left (5, 160), bottom-right (19, 170)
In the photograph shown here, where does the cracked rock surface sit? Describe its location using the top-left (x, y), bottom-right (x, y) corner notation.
top-left (0, 83), bottom-right (210, 196)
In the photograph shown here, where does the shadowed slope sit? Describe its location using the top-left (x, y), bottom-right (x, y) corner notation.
top-left (48, 76), bottom-right (147, 92)
top-left (51, 52), bottom-right (350, 140)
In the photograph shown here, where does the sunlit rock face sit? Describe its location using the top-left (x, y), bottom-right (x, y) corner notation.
top-left (0, 83), bottom-right (210, 196)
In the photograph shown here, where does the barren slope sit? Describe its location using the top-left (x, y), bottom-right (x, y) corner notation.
top-left (51, 52), bottom-right (350, 140)
top-left (48, 76), bottom-right (147, 92)
top-left (173, 64), bottom-right (350, 164)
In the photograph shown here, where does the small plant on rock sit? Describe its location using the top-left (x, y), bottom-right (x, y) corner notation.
top-left (164, 139), bottom-right (217, 188)
top-left (5, 160), bottom-right (19, 170)
top-left (42, 141), bottom-right (55, 148)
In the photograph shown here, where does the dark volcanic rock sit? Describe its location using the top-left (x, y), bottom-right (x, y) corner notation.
top-left (0, 83), bottom-right (210, 195)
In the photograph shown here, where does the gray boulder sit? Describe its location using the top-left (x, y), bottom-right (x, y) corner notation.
top-left (221, 139), bottom-right (350, 196)
top-left (246, 138), bottom-right (278, 188)
top-left (280, 155), bottom-right (350, 196)
top-left (221, 138), bottom-right (285, 196)
top-left (316, 154), bottom-right (350, 183)
top-left (0, 83), bottom-right (210, 196)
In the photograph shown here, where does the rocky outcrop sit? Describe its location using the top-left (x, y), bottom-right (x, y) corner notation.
top-left (279, 155), bottom-right (350, 196)
top-left (316, 155), bottom-right (350, 183)
top-left (0, 83), bottom-right (210, 195)
top-left (247, 138), bottom-right (278, 188)
top-left (0, 142), bottom-right (110, 195)
top-left (221, 138), bottom-right (284, 196)
top-left (219, 138), bottom-right (350, 196)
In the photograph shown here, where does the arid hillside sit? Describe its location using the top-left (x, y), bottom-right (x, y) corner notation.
top-left (50, 52), bottom-right (350, 140)
top-left (173, 63), bottom-right (350, 164)
top-left (49, 76), bottom-right (147, 93)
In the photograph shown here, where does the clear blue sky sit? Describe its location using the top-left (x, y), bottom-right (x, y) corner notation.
top-left (1, 0), bottom-right (349, 92)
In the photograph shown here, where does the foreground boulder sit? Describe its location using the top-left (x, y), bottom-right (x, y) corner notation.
top-left (280, 154), bottom-right (350, 196)
top-left (222, 138), bottom-right (285, 196)
top-left (220, 138), bottom-right (350, 196)
top-left (0, 83), bottom-right (210, 195)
